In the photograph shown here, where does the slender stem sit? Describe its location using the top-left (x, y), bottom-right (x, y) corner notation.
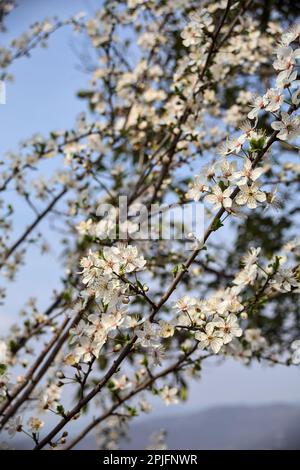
top-left (64, 344), bottom-right (200, 450)
top-left (0, 188), bottom-right (67, 269)
top-left (0, 316), bottom-right (69, 417)
top-left (0, 308), bottom-right (84, 428)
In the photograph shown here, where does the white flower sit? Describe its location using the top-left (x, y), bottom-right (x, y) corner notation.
top-left (6, 416), bottom-right (22, 438)
top-left (244, 328), bottom-right (267, 351)
top-left (195, 323), bottom-right (224, 354)
top-left (111, 243), bottom-right (146, 273)
top-left (101, 309), bottom-right (125, 332)
top-left (99, 247), bottom-right (120, 275)
top-left (93, 276), bottom-right (123, 306)
top-left (189, 11), bottom-right (214, 32)
top-left (275, 69), bottom-right (297, 89)
top-left (140, 398), bottom-right (152, 413)
top-left (218, 140), bottom-right (233, 157)
top-left (270, 268), bottom-right (299, 292)
top-left (41, 384), bottom-right (61, 408)
top-left (76, 218), bottom-right (93, 236)
top-left (280, 25), bottom-right (300, 47)
top-left (201, 163), bottom-right (217, 180)
top-left (273, 46), bottom-right (300, 81)
top-left (264, 186), bottom-right (282, 211)
top-left (226, 134), bottom-right (246, 154)
top-left (233, 159), bottom-right (265, 186)
top-left (271, 112), bottom-right (300, 141)
top-left (291, 340), bottom-right (300, 365)
top-left (69, 319), bottom-right (87, 344)
top-left (63, 142), bottom-right (86, 164)
top-left (213, 314), bottom-right (242, 344)
top-left (242, 247), bottom-right (261, 268)
top-left (80, 250), bottom-right (101, 286)
top-left (174, 296), bottom-right (198, 315)
top-left (217, 287), bottom-right (243, 315)
top-left (219, 159), bottom-right (237, 182)
top-left (136, 321), bottom-right (160, 349)
top-left (236, 182), bottom-right (266, 209)
top-left (263, 88), bottom-right (284, 112)
top-left (28, 417), bottom-right (44, 433)
top-left (94, 217), bottom-right (116, 240)
top-left (292, 89), bottom-right (300, 106)
top-left (125, 314), bottom-right (142, 328)
top-left (111, 374), bottom-right (131, 391)
top-left (181, 10), bottom-right (213, 48)
top-left (158, 320), bottom-right (175, 338)
top-left (75, 336), bottom-right (103, 362)
top-left (233, 264), bottom-right (258, 287)
top-left (187, 175), bottom-right (208, 201)
top-left (160, 386), bottom-right (179, 406)
top-left (248, 95), bottom-right (265, 120)
top-left (181, 25), bottom-right (203, 48)
top-left (86, 314), bottom-right (107, 340)
top-left (205, 185), bottom-right (233, 210)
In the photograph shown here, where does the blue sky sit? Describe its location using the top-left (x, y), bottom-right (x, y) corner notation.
top-left (0, 0), bottom-right (300, 422)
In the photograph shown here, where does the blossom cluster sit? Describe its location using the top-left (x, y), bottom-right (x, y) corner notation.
top-left (186, 26), bottom-right (300, 216)
top-left (173, 245), bottom-right (300, 356)
top-left (65, 244), bottom-right (146, 365)
top-left (0, 12), bottom-right (85, 79)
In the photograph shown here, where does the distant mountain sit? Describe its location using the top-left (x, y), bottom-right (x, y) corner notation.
top-left (120, 404), bottom-right (300, 450)
top-left (11, 404), bottom-right (300, 450)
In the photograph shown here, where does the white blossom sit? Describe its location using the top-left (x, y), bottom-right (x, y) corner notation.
top-left (270, 268), bottom-right (299, 292)
top-left (195, 323), bottom-right (224, 354)
top-left (244, 329), bottom-right (267, 351)
top-left (212, 314), bottom-right (242, 344)
top-left (6, 416), bottom-right (23, 438)
top-left (233, 159), bottom-right (265, 186)
top-left (160, 386), bottom-right (179, 406)
top-left (136, 321), bottom-right (160, 349)
top-left (187, 176), bottom-right (208, 201)
top-left (271, 112), bottom-right (300, 141)
top-left (236, 183), bottom-right (266, 209)
top-left (205, 185), bottom-right (233, 210)
top-left (28, 417), bottom-right (44, 433)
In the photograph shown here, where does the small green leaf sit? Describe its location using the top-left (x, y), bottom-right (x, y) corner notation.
top-left (211, 219), bottom-right (224, 232)
top-left (0, 364), bottom-right (7, 375)
top-left (56, 404), bottom-right (65, 416)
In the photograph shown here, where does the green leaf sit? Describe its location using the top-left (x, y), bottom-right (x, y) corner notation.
top-left (56, 404), bottom-right (65, 416)
top-left (172, 265), bottom-right (179, 277)
top-left (211, 219), bottom-right (224, 232)
top-left (179, 386), bottom-right (188, 401)
top-left (249, 136), bottom-right (266, 152)
top-left (218, 181), bottom-right (227, 191)
top-left (126, 405), bottom-right (138, 417)
top-left (0, 364), bottom-right (7, 375)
